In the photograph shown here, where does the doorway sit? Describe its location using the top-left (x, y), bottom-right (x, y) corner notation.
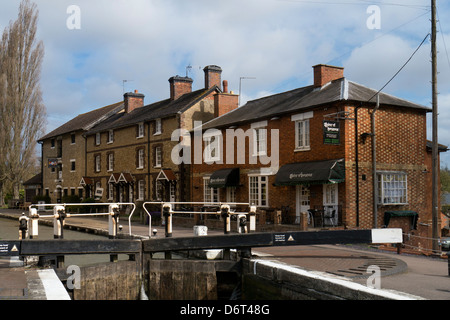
top-left (296, 185), bottom-right (310, 224)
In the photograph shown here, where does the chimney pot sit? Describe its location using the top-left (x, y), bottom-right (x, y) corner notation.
top-left (223, 80), bottom-right (228, 93)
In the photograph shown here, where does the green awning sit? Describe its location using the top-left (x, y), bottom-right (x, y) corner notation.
top-left (274, 159), bottom-right (345, 186)
top-left (384, 210), bottom-right (418, 230)
top-left (208, 168), bottom-right (240, 188)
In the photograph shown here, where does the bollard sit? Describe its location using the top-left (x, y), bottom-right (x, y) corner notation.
top-left (163, 203), bottom-right (172, 238)
top-left (249, 206), bottom-right (257, 232)
top-left (237, 214), bottom-right (247, 234)
top-left (108, 204), bottom-right (120, 239)
top-left (220, 205), bottom-right (231, 234)
top-left (53, 205), bottom-right (66, 239)
top-left (19, 213), bottom-right (29, 240)
top-left (29, 208), bottom-right (39, 239)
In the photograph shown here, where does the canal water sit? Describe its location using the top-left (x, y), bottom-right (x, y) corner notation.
top-left (0, 217), bottom-right (129, 266)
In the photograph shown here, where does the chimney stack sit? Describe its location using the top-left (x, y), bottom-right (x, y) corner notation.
top-left (214, 80), bottom-right (238, 118)
top-left (204, 65), bottom-right (222, 90)
top-left (169, 76), bottom-right (193, 100)
top-left (124, 90), bottom-right (145, 113)
top-left (313, 64), bottom-right (344, 88)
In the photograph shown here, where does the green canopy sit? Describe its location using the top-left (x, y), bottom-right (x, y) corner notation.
top-left (274, 159), bottom-right (345, 186)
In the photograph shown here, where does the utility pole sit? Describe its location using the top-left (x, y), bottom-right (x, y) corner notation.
top-left (431, 0), bottom-right (439, 252)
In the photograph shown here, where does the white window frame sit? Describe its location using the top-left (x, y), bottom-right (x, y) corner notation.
top-left (155, 146), bottom-right (162, 168)
top-left (251, 121), bottom-right (268, 157)
top-left (203, 177), bottom-right (219, 204)
top-left (137, 122), bottom-right (144, 138)
top-left (138, 149), bottom-right (144, 169)
top-left (323, 183), bottom-right (338, 206)
top-left (107, 130), bottom-right (114, 144)
top-left (291, 111), bottom-right (313, 151)
top-left (377, 172), bottom-right (408, 205)
top-left (154, 118), bottom-right (162, 135)
top-left (203, 130), bottom-right (222, 163)
top-left (137, 180), bottom-right (145, 201)
top-left (108, 183), bottom-right (114, 201)
top-left (248, 175), bottom-right (268, 207)
top-left (226, 186), bottom-right (236, 203)
top-left (108, 153), bottom-right (114, 172)
top-left (95, 155), bottom-right (101, 172)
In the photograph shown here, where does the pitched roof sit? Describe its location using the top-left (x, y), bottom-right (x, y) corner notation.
top-left (85, 86), bottom-right (220, 135)
top-left (201, 78), bottom-right (430, 130)
top-left (38, 101), bottom-right (124, 141)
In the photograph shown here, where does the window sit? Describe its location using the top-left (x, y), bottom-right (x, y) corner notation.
top-left (95, 155), bottom-right (101, 172)
top-left (292, 111), bottom-right (313, 151)
top-left (107, 130), bottom-right (114, 144)
top-left (249, 175), bottom-right (268, 207)
top-left (108, 183), bottom-right (114, 200)
top-left (137, 149), bottom-right (144, 169)
top-left (95, 133), bottom-right (101, 145)
top-left (108, 153), bottom-right (114, 171)
top-left (378, 172), bottom-right (408, 205)
top-left (70, 160), bottom-right (76, 172)
top-left (137, 180), bottom-right (145, 201)
top-left (154, 118), bottom-right (162, 135)
top-left (204, 177), bottom-right (219, 203)
top-left (204, 133), bottom-right (221, 163)
top-left (323, 184), bottom-right (338, 205)
top-left (253, 128), bottom-right (267, 156)
top-left (155, 180), bottom-right (162, 201)
top-left (226, 187), bottom-right (236, 203)
top-left (51, 139), bottom-right (55, 148)
top-left (155, 146), bottom-right (162, 167)
top-left (71, 134), bottom-right (76, 144)
top-left (137, 123), bottom-right (144, 138)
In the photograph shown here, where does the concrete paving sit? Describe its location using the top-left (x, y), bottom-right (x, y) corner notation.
top-left (0, 209), bottom-right (449, 300)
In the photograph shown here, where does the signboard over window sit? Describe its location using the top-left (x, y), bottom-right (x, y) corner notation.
top-left (323, 120), bottom-right (340, 145)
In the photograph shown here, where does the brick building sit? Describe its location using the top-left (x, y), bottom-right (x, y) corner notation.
top-left (38, 102), bottom-right (124, 203)
top-left (190, 64), bottom-right (447, 250)
top-left (81, 65), bottom-right (238, 204)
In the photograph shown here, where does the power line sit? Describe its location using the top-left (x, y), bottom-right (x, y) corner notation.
top-left (366, 32), bottom-right (430, 103)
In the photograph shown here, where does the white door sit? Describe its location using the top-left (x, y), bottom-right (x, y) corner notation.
top-left (296, 185), bottom-right (310, 224)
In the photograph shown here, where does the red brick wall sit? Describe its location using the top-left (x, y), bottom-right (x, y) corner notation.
top-left (191, 100), bottom-right (431, 244)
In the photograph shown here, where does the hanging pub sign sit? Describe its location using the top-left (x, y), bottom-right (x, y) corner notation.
top-left (323, 120), bottom-right (340, 145)
top-left (48, 158), bottom-right (59, 168)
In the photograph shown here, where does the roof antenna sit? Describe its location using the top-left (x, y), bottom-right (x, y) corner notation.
top-left (186, 65), bottom-right (192, 77)
top-left (122, 80), bottom-right (133, 94)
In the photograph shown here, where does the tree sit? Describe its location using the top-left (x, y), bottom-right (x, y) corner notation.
top-left (0, 0), bottom-right (46, 202)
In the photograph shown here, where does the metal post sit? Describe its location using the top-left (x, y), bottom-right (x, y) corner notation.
top-left (249, 206), bottom-right (257, 232)
top-left (221, 205), bottom-right (231, 234)
top-left (29, 208), bottom-right (39, 239)
top-left (19, 213), bottom-right (29, 240)
top-left (163, 203), bottom-right (172, 238)
top-left (108, 204), bottom-right (120, 239)
top-left (53, 205), bottom-right (65, 239)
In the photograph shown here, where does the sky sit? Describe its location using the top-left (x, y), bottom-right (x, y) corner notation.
top-left (1, 0), bottom-right (450, 166)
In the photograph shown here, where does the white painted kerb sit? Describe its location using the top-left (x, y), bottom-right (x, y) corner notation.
top-left (37, 269), bottom-right (71, 300)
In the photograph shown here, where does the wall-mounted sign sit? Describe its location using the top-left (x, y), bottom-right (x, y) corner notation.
top-left (48, 158), bottom-right (58, 168)
top-left (323, 120), bottom-right (340, 145)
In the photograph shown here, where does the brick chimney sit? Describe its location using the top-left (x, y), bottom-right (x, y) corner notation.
top-left (124, 90), bottom-right (145, 113)
top-left (313, 64), bottom-right (344, 88)
top-left (204, 65), bottom-right (222, 89)
top-left (169, 76), bottom-right (193, 100)
top-left (214, 80), bottom-right (238, 118)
